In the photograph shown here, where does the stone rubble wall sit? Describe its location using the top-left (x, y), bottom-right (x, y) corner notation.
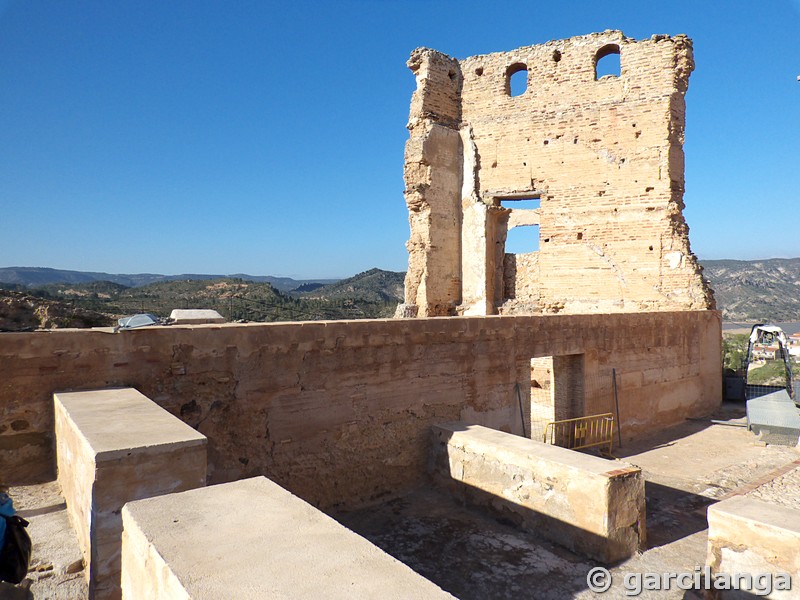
top-left (1, 311), bottom-right (720, 509)
top-left (402, 49), bottom-right (464, 316)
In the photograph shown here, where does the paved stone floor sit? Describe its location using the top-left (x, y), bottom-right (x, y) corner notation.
top-left (4, 402), bottom-right (798, 599)
top-left (2, 481), bottom-right (86, 600)
top-left (338, 403), bottom-right (800, 600)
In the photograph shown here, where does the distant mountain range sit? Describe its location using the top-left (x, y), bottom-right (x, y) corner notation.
top-left (2, 259), bottom-right (799, 323)
top-left (298, 268), bottom-right (405, 303)
top-left (0, 266), bottom-right (337, 293)
top-left (701, 258), bottom-right (800, 322)
top-left (0, 267), bottom-right (407, 330)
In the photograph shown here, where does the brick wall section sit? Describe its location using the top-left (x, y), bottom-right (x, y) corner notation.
top-left (402, 31), bottom-right (715, 317)
top-left (0, 311), bottom-right (721, 508)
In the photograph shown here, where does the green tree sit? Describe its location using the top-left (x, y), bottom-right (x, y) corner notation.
top-left (722, 333), bottom-right (748, 374)
top-left (746, 360), bottom-right (789, 386)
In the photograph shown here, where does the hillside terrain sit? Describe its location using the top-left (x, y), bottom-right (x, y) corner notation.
top-left (2, 258), bottom-right (800, 330)
top-left (0, 289), bottom-right (112, 331)
top-left (0, 271), bottom-right (403, 331)
top-left (299, 268), bottom-right (404, 303)
top-left (700, 258), bottom-right (800, 322)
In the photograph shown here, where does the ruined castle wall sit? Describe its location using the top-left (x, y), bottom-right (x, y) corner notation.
top-left (402, 50), bottom-right (463, 315)
top-left (402, 32), bottom-right (715, 316)
top-left (0, 311), bottom-right (720, 508)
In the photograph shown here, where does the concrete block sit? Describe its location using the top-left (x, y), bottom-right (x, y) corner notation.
top-left (169, 309), bottom-right (225, 324)
top-left (746, 390), bottom-right (800, 446)
top-left (431, 422), bottom-right (645, 563)
top-left (120, 477), bottom-right (454, 599)
top-left (55, 387), bottom-right (207, 600)
top-left (707, 496), bottom-right (800, 599)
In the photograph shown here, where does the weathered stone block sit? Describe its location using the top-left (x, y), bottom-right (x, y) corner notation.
top-left (431, 422), bottom-right (645, 563)
top-left (706, 496), bottom-right (800, 599)
top-left (55, 387), bottom-right (207, 600)
top-left (121, 477), bottom-right (454, 599)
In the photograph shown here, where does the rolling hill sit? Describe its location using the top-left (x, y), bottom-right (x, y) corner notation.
top-left (0, 270), bottom-right (405, 330)
top-left (3, 259), bottom-right (800, 325)
top-left (0, 289), bottom-right (112, 331)
top-left (0, 266), bottom-right (336, 293)
top-left (700, 258), bottom-right (800, 322)
top-left (299, 268), bottom-right (405, 303)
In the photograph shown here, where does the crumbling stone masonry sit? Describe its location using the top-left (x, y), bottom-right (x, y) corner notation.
top-left (400, 31), bottom-right (715, 317)
top-left (0, 311), bottom-right (721, 503)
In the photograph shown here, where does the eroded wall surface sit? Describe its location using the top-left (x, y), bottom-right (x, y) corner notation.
top-left (401, 31), bottom-right (715, 317)
top-left (1, 311), bottom-right (720, 508)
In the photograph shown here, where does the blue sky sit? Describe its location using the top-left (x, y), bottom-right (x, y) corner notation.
top-left (1, 1), bottom-right (798, 279)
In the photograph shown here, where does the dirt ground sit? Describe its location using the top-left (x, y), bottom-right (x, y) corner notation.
top-left (4, 402), bottom-right (798, 599)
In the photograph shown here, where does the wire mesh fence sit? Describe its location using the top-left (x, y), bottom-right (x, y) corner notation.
top-left (744, 382), bottom-right (797, 402)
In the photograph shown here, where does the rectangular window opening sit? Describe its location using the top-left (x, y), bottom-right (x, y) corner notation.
top-left (499, 197), bottom-right (541, 211)
top-left (506, 224), bottom-right (539, 255)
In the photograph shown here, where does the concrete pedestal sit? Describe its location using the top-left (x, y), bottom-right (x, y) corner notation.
top-left (55, 388), bottom-right (207, 600)
top-left (121, 477), bottom-right (453, 599)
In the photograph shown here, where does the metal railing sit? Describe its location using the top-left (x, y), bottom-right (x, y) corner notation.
top-left (543, 413), bottom-right (614, 454)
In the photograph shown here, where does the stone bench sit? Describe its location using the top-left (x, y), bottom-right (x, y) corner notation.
top-left (121, 477), bottom-right (453, 599)
top-left (55, 387), bottom-right (207, 600)
top-left (706, 496), bottom-right (800, 599)
top-left (431, 422), bottom-right (645, 563)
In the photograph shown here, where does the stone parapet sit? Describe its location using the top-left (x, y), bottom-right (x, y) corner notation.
top-left (431, 422), bottom-right (645, 563)
top-left (3, 311), bottom-right (721, 509)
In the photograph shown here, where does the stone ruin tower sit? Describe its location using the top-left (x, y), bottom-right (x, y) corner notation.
top-left (399, 31), bottom-right (715, 317)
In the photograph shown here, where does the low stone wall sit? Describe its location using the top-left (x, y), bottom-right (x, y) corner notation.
top-left (121, 477), bottom-right (454, 599)
top-left (55, 388), bottom-right (207, 600)
top-left (2, 311), bottom-right (721, 509)
top-left (431, 422), bottom-right (645, 563)
top-left (706, 496), bottom-right (800, 599)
